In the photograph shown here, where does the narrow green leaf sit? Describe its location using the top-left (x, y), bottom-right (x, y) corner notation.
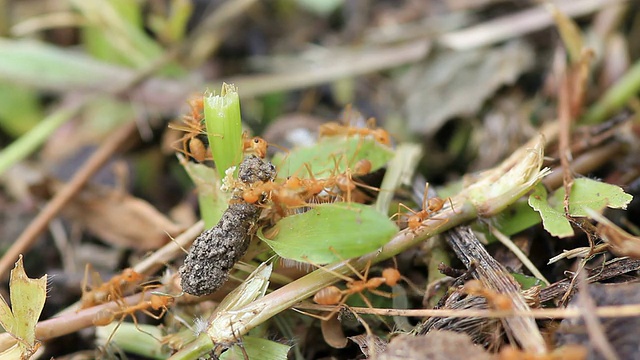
top-left (180, 157), bottom-right (229, 228)
top-left (528, 184), bottom-right (573, 238)
top-left (221, 336), bottom-right (290, 360)
top-left (204, 84), bottom-right (244, 179)
top-left (259, 203), bottom-right (398, 263)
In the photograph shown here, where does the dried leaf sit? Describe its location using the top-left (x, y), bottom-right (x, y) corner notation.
top-left (321, 314), bottom-right (348, 349)
top-left (400, 41), bottom-right (534, 134)
top-left (60, 182), bottom-right (183, 250)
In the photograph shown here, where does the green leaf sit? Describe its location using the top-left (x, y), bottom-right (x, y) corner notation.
top-left (259, 203), bottom-right (398, 263)
top-left (0, 83), bottom-right (41, 137)
top-left (510, 272), bottom-right (545, 290)
top-left (528, 184), bottom-right (573, 238)
top-left (96, 323), bottom-right (169, 359)
top-left (220, 336), bottom-right (290, 360)
top-left (273, 136), bottom-right (393, 179)
top-left (565, 178), bottom-right (633, 216)
top-left (180, 157), bottom-right (229, 228)
top-left (528, 179), bottom-right (633, 238)
top-left (494, 200), bottom-right (542, 236)
top-left (0, 255), bottom-right (47, 358)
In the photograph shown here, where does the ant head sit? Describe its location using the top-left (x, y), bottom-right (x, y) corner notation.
top-left (372, 129), bottom-right (391, 146)
top-left (122, 269), bottom-right (143, 282)
top-left (284, 176), bottom-right (303, 189)
top-left (242, 189), bottom-right (261, 204)
top-left (150, 294), bottom-right (174, 310)
top-left (251, 137), bottom-right (268, 158)
top-left (407, 214), bottom-right (422, 230)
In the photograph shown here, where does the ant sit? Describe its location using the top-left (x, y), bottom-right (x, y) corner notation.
top-left (392, 183), bottom-right (449, 232)
top-left (93, 290), bottom-right (175, 345)
top-left (319, 117), bottom-right (391, 146)
top-left (80, 265), bottom-right (144, 309)
top-left (168, 97), bottom-right (211, 162)
top-left (242, 132), bottom-right (268, 159)
top-left (302, 249), bottom-right (402, 322)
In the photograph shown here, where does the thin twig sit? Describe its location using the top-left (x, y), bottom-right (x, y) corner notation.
top-left (0, 122), bottom-right (137, 279)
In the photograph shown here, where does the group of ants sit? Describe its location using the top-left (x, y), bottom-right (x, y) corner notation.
top-left (79, 97), bottom-right (501, 352)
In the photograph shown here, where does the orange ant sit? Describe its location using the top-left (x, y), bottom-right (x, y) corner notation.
top-left (80, 266), bottom-right (144, 309)
top-left (94, 292), bottom-right (175, 345)
top-left (168, 97), bottom-right (210, 162)
top-left (303, 250), bottom-right (402, 321)
top-left (242, 132), bottom-right (268, 159)
top-left (392, 183), bottom-right (449, 232)
top-left (463, 280), bottom-right (513, 311)
top-left (319, 117), bottom-right (391, 146)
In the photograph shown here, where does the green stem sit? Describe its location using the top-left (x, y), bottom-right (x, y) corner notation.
top-left (582, 59), bottom-right (640, 124)
top-left (204, 83), bottom-right (243, 179)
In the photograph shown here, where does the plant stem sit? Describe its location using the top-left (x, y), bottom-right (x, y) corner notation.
top-left (583, 59), bottom-right (640, 124)
top-left (204, 83), bottom-right (243, 180)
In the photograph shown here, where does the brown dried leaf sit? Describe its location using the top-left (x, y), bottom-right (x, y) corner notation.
top-left (320, 313), bottom-right (348, 349)
top-left (348, 333), bottom-right (387, 358)
top-left (58, 182), bottom-right (183, 250)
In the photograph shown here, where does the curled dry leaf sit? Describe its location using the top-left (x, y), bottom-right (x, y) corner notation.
top-left (321, 313), bottom-right (348, 349)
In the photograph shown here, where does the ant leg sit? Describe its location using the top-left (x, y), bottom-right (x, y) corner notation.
top-left (368, 288), bottom-right (394, 298)
top-left (328, 246), bottom-right (368, 282)
top-left (356, 292), bottom-right (392, 330)
top-left (301, 255), bottom-right (355, 284)
top-left (390, 202), bottom-right (418, 222)
top-left (295, 295), bottom-right (351, 322)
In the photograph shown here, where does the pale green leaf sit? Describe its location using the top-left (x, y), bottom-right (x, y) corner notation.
top-left (273, 136), bottom-right (393, 179)
top-left (0, 344), bottom-right (23, 359)
top-left (181, 156), bottom-right (229, 228)
top-left (259, 203), bottom-right (398, 263)
top-left (528, 184), bottom-right (574, 238)
top-left (565, 178), bottom-right (633, 216)
top-left (221, 336), bottom-right (290, 360)
top-left (96, 323), bottom-right (169, 359)
top-left (0, 295), bottom-right (13, 337)
top-left (10, 255), bottom-right (47, 347)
